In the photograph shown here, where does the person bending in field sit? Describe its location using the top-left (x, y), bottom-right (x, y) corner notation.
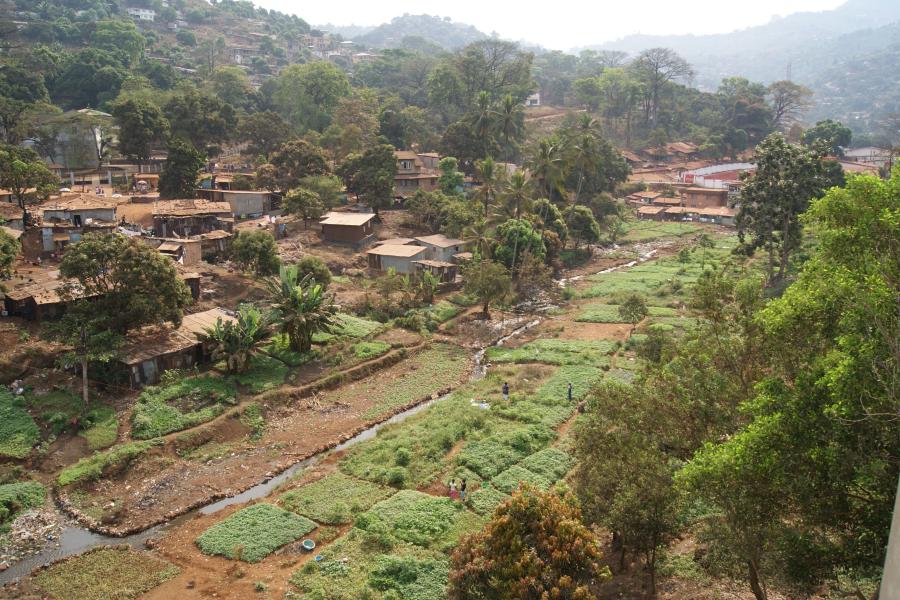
top-left (502, 382), bottom-right (509, 401)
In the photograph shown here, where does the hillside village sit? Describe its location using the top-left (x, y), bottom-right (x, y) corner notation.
top-left (0, 1), bottom-right (897, 600)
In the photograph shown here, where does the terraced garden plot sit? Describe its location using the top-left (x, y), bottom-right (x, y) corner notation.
top-left (340, 365), bottom-right (552, 489)
top-left (131, 375), bottom-right (237, 440)
top-left (620, 220), bottom-right (701, 242)
top-left (455, 424), bottom-right (555, 479)
top-left (576, 303), bottom-right (678, 323)
top-left (290, 529), bottom-right (448, 600)
top-left (491, 464), bottom-right (552, 493)
top-left (351, 340), bottom-right (392, 360)
top-left (195, 503), bottom-right (317, 562)
top-left (25, 390), bottom-right (120, 450)
top-left (427, 300), bottom-right (464, 323)
top-left (34, 547), bottom-right (179, 600)
top-left (519, 447), bottom-right (576, 481)
top-left (330, 343), bottom-right (468, 420)
top-left (485, 338), bottom-right (615, 366)
top-left (359, 489), bottom-right (483, 549)
top-left (312, 313), bottom-right (387, 342)
top-left (0, 389), bottom-right (40, 458)
top-left (262, 334), bottom-right (320, 367)
top-left (58, 440), bottom-right (162, 486)
top-left (466, 485), bottom-right (510, 516)
top-left (279, 472), bottom-right (395, 524)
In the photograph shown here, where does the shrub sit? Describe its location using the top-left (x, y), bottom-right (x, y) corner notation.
top-left (196, 504), bottom-right (316, 562)
top-left (368, 555), bottom-right (450, 600)
top-left (81, 406), bottom-right (119, 450)
top-left (295, 255), bottom-right (332, 288)
top-left (360, 490), bottom-right (461, 548)
top-left (466, 485), bottom-right (509, 516)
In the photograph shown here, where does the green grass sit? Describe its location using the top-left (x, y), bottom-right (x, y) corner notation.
top-left (34, 547), bottom-right (179, 600)
top-left (485, 338), bottom-right (615, 366)
top-left (313, 313), bottom-right (387, 342)
top-left (196, 503), bottom-right (317, 562)
top-left (576, 303), bottom-right (677, 323)
top-left (279, 473), bottom-right (395, 524)
top-left (518, 447), bottom-right (575, 481)
top-left (0, 481), bottom-right (46, 525)
top-left (229, 354), bottom-right (288, 394)
top-left (58, 440), bottom-right (161, 487)
top-left (0, 390), bottom-right (40, 458)
top-left (263, 334), bottom-right (320, 367)
top-left (177, 440), bottom-right (236, 462)
top-left (367, 554), bottom-right (450, 600)
top-left (80, 405), bottom-right (119, 450)
top-left (358, 490), bottom-right (478, 549)
top-left (131, 375), bottom-right (237, 440)
top-left (351, 340), bottom-right (392, 361)
top-left (491, 464), bottom-right (552, 494)
top-left (456, 424), bottom-right (555, 479)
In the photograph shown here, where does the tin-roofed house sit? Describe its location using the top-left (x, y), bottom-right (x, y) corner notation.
top-left (366, 244), bottom-right (428, 274)
top-left (31, 195), bottom-right (118, 258)
top-left (319, 212), bottom-right (376, 246)
top-left (414, 234), bottom-right (467, 263)
top-left (152, 200), bottom-right (233, 237)
top-left (117, 308), bottom-right (234, 387)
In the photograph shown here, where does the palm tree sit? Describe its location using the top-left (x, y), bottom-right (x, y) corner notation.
top-left (205, 305), bottom-right (271, 374)
top-left (474, 158), bottom-right (503, 217)
top-left (266, 265), bottom-right (338, 353)
top-left (464, 218), bottom-right (494, 260)
top-left (495, 94), bottom-right (525, 161)
top-left (499, 170), bottom-right (533, 220)
top-left (470, 91), bottom-right (496, 159)
top-left (526, 138), bottom-right (566, 203)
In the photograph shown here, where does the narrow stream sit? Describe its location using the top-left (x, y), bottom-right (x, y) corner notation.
top-left (0, 317), bottom-right (543, 585)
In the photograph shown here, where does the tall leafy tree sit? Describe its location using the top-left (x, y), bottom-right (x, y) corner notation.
top-left (629, 47), bottom-right (693, 126)
top-left (737, 133), bottom-right (829, 282)
top-left (158, 139), bottom-right (205, 200)
top-left (273, 62), bottom-right (351, 133)
top-left (802, 119), bottom-right (852, 157)
top-left (238, 111), bottom-right (290, 161)
top-left (462, 259), bottom-right (512, 319)
top-left (230, 230), bottom-right (281, 276)
top-left (338, 144), bottom-right (397, 216)
top-left (767, 80), bottom-right (813, 131)
top-left (164, 85), bottom-right (236, 154)
top-left (268, 139), bottom-right (329, 191)
top-left (0, 144), bottom-right (58, 226)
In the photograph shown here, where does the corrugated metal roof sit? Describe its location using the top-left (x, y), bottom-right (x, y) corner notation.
top-left (319, 212), bottom-right (375, 226)
top-left (366, 244), bottom-right (427, 258)
top-left (415, 234), bottom-right (464, 248)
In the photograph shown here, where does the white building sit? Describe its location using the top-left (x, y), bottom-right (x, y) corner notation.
top-left (127, 7), bottom-right (156, 21)
top-left (525, 92), bottom-right (541, 107)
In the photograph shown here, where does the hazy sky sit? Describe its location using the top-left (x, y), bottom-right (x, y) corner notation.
top-left (253, 0), bottom-right (845, 50)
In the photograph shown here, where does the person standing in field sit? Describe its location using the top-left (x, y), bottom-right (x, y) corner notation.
top-left (460, 479), bottom-right (467, 503)
top-left (449, 479), bottom-right (458, 500)
top-left (502, 382), bottom-right (509, 401)
top-left (568, 382), bottom-right (573, 402)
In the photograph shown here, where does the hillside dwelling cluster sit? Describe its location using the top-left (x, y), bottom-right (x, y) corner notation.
top-left (635, 185), bottom-right (737, 226)
top-left (17, 195), bottom-right (118, 260)
top-left (148, 238), bottom-right (203, 266)
top-left (393, 151), bottom-right (440, 199)
top-left (196, 188), bottom-right (276, 218)
top-left (842, 146), bottom-right (892, 168)
top-left (0, 201), bottom-right (24, 230)
top-left (152, 200), bottom-right (233, 238)
top-left (3, 265), bottom-right (201, 321)
top-left (365, 234), bottom-right (467, 282)
top-left (118, 308), bottom-right (233, 387)
top-left (319, 212), bottom-right (376, 246)
top-left (126, 7), bottom-right (155, 20)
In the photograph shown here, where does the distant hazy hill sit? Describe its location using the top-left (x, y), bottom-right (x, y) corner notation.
top-left (587, 0), bottom-right (900, 87)
top-left (316, 23), bottom-right (375, 39)
top-left (342, 14), bottom-right (488, 51)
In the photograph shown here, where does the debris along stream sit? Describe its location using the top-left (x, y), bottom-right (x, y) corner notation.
top-left (0, 316), bottom-right (542, 585)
